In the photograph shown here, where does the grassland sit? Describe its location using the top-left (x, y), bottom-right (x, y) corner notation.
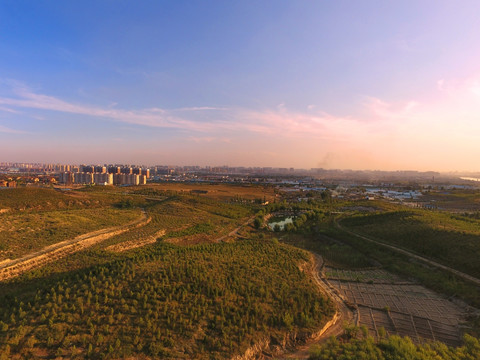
top-left (0, 185), bottom-right (256, 262)
top-left (421, 188), bottom-right (480, 212)
top-left (282, 232), bottom-right (374, 269)
top-left (0, 208), bottom-right (141, 260)
top-left (340, 208), bottom-right (480, 279)
top-left (0, 188), bottom-right (144, 260)
top-left (81, 182), bottom-right (276, 202)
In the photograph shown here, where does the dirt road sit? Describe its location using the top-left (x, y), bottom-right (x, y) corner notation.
top-left (335, 219), bottom-right (480, 287)
top-left (0, 211), bottom-right (150, 281)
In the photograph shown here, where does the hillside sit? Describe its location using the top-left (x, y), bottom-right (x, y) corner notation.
top-left (0, 240), bottom-right (334, 359)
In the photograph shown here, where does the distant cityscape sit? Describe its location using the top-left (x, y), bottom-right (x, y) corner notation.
top-left (2, 162), bottom-right (480, 184)
top-left (1, 161), bottom-right (480, 213)
top-left (0, 162), bottom-right (480, 195)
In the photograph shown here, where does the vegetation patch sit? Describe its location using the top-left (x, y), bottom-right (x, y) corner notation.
top-left (341, 209), bottom-right (480, 278)
top-left (0, 208), bottom-right (141, 260)
top-left (308, 333), bottom-right (480, 360)
top-left (0, 240), bottom-right (334, 359)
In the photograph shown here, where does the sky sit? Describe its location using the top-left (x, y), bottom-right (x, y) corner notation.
top-left (1, 1), bottom-right (480, 171)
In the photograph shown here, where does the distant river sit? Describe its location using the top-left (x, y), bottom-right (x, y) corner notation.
top-left (460, 177), bottom-right (480, 182)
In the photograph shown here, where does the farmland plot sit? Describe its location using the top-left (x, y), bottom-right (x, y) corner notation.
top-left (325, 266), bottom-right (468, 346)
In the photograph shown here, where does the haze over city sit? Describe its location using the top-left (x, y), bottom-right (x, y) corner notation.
top-left (1, 1), bottom-right (480, 171)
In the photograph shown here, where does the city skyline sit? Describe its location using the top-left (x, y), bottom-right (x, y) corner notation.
top-left (1, 1), bottom-right (480, 171)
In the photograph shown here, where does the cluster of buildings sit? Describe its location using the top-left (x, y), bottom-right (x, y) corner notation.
top-left (59, 172), bottom-right (147, 186)
top-left (0, 162), bottom-right (76, 173)
top-left (58, 165), bottom-right (149, 186)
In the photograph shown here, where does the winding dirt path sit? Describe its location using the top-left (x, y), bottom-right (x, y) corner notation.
top-left (335, 219), bottom-right (480, 287)
top-left (0, 211), bottom-right (150, 281)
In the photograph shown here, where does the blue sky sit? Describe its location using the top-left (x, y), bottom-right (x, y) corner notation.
top-left (1, 1), bottom-right (480, 170)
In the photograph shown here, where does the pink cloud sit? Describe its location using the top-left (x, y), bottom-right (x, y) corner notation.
top-left (362, 96), bottom-right (419, 120)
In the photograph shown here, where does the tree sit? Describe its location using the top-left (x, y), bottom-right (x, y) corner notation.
top-left (321, 190), bottom-right (332, 202)
top-left (254, 217), bottom-right (263, 229)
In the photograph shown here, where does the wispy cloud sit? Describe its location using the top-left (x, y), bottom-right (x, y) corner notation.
top-left (0, 125), bottom-right (25, 134)
top-left (0, 80), bottom-right (409, 148)
top-left (362, 96), bottom-right (419, 120)
top-left (173, 106), bottom-right (225, 112)
top-left (0, 106), bottom-right (18, 113)
top-left (188, 136), bottom-right (232, 143)
top-left (0, 81), bottom-right (358, 139)
top-left (0, 83), bottom-right (215, 131)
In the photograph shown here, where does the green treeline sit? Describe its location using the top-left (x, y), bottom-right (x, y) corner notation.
top-left (309, 333), bottom-right (480, 360)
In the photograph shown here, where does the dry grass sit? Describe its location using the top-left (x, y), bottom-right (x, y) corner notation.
top-left (138, 183), bottom-right (275, 201)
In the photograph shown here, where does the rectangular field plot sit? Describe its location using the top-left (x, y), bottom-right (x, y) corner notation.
top-left (358, 306), bottom-right (462, 346)
top-left (325, 267), bottom-right (406, 284)
top-left (330, 281), bottom-right (464, 326)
